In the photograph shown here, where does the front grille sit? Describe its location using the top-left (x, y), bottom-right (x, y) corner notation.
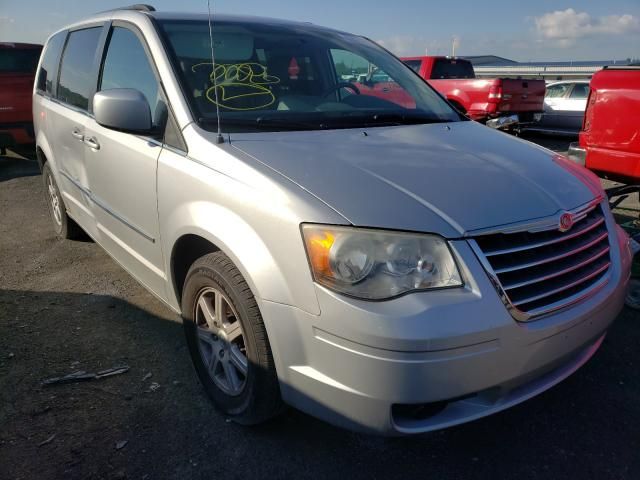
top-left (471, 204), bottom-right (611, 320)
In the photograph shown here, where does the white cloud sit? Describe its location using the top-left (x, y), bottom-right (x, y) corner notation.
top-left (534, 8), bottom-right (640, 46)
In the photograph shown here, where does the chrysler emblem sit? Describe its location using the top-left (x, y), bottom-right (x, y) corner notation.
top-left (559, 212), bottom-right (574, 232)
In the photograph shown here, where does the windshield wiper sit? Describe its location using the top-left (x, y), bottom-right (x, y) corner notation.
top-left (198, 116), bottom-right (321, 132)
top-left (366, 112), bottom-right (453, 126)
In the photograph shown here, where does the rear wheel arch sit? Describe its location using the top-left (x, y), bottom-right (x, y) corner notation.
top-left (36, 146), bottom-right (47, 171)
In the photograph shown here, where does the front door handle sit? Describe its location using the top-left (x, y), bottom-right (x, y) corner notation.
top-left (71, 129), bottom-right (84, 140)
top-left (84, 137), bottom-right (100, 150)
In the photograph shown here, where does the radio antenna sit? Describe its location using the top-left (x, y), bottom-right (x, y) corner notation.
top-left (207, 0), bottom-right (224, 144)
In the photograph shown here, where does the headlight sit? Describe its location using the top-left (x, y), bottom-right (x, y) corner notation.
top-left (301, 224), bottom-right (463, 300)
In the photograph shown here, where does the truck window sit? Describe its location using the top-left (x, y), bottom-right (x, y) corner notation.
top-left (431, 59), bottom-right (475, 79)
top-left (36, 32), bottom-right (66, 95)
top-left (99, 27), bottom-right (163, 126)
top-left (0, 46), bottom-right (41, 73)
top-left (57, 27), bottom-right (102, 111)
top-left (403, 60), bottom-right (422, 73)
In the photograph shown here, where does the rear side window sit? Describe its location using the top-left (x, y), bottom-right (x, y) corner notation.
top-left (58, 27), bottom-right (103, 111)
top-left (431, 59), bottom-right (475, 79)
top-left (99, 27), bottom-right (164, 126)
top-left (404, 60), bottom-right (422, 73)
top-left (0, 46), bottom-right (41, 73)
top-left (36, 32), bottom-right (66, 94)
top-left (569, 83), bottom-right (589, 99)
top-left (545, 84), bottom-right (569, 98)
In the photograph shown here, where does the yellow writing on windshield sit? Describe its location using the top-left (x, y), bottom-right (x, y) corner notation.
top-left (192, 62), bottom-right (281, 111)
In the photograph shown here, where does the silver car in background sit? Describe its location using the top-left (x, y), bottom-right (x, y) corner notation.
top-left (527, 80), bottom-right (591, 136)
top-left (33, 5), bottom-right (631, 435)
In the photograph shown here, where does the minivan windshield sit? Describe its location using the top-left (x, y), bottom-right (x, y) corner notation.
top-left (157, 19), bottom-right (464, 132)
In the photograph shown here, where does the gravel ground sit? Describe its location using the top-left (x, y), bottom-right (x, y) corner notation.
top-left (1, 137), bottom-right (639, 480)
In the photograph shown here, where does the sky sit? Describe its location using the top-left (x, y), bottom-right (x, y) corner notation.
top-left (0, 0), bottom-right (639, 62)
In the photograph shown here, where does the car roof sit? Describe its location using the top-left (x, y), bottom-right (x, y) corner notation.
top-left (53, 8), bottom-right (352, 38)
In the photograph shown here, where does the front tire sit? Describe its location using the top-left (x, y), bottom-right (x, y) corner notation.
top-left (181, 252), bottom-right (283, 424)
top-left (42, 163), bottom-right (83, 240)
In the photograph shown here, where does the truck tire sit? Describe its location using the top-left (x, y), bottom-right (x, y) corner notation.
top-left (181, 251), bottom-right (283, 424)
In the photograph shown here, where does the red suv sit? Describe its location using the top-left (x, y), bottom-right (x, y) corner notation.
top-left (0, 42), bottom-right (43, 157)
top-left (568, 66), bottom-right (640, 183)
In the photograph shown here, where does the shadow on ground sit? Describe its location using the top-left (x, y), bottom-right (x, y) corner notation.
top-left (0, 155), bottom-right (40, 182)
top-left (1, 289), bottom-right (639, 480)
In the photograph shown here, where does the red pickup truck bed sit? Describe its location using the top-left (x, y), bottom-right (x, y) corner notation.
top-left (402, 56), bottom-right (545, 123)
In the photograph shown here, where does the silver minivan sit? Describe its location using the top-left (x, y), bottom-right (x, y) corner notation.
top-left (33, 5), bottom-right (632, 435)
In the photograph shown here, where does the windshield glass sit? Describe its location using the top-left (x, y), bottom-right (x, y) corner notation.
top-left (157, 19), bottom-right (463, 132)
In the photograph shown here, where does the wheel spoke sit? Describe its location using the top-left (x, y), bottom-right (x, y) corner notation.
top-left (229, 345), bottom-right (248, 377)
top-left (222, 359), bottom-right (240, 391)
top-left (198, 295), bottom-right (216, 329)
top-left (196, 326), bottom-right (216, 345)
top-left (224, 320), bottom-right (243, 342)
top-left (214, 292), bottom-right (225, 324)
top-left (208, 349), bottom-right (220, 375)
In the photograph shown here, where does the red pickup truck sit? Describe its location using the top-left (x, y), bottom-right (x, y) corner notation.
top-left (568, 66), bottom-right (640, 184)
top-left (0, 42), bottom-right (42, 157)
top-left (401, 56), bottom-right (546, 129)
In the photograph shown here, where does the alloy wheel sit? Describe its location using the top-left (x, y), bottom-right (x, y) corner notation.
top-left (194, 287), bottom-right (249, 396)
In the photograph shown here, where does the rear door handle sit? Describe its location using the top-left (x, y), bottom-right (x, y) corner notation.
top-left (71, 129), bottom-right (84, 140)
top-left (84, 137), bottom-right (100, 150)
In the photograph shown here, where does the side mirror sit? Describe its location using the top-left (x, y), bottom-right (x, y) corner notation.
top-left (93, 88), bottom-right (152, 133)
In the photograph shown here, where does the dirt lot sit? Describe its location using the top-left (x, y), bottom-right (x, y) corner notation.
top-left (1, 137), bottom-right (639, 480)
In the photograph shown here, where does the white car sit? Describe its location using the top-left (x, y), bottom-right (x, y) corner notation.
top-left (527, 80), bottom-right (590, 135)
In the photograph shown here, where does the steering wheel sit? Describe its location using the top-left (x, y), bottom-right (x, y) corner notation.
top-left (322, 82), bottom-right (361, 98)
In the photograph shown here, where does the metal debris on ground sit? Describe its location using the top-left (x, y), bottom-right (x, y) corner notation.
top-left (148, 382), bottom-right (160, 392)
top-left (115, 440), bottom-right (128, 450)
top-left (38, 434), bottom-right (56, 447)
top-left (142, 372), bottom-right (152, 381)
top-left (42, 365), bottom-right (130, 386)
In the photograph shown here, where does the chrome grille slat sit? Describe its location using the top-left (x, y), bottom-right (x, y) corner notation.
top-left (493, 230), bottom-right (608, 274)
top-left (511, 261), bottom-right (610, 307)
top-left (483, 216), bottom-right (605, 257)
top-left (501, 246), bottom-right (610, 290)
top-left (471, 203), bottom-right (612, 321)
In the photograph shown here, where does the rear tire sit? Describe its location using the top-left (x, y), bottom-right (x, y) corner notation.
top-left (181, 251), bottom-right (283, 424)
top-left (42, 163), bottom-right (83, 240)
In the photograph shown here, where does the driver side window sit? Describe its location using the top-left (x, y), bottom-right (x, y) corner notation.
top-left (100, 26), bottom-right (166, 128)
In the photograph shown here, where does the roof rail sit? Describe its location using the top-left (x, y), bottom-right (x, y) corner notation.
top-left (105, 4), bottom-right (155, 13)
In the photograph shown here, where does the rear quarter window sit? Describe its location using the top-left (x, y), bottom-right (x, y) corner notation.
top-left (37, 32), bottom-right (66, 95)
top-left (57, 27), bottom-right (103, 111)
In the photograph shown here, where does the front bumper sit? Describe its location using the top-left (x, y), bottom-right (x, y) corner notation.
top-left (261, 225), bottom-right (631, 435)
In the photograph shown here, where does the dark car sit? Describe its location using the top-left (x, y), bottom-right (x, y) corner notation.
top-left (0, 42), bottom-right (42, 157)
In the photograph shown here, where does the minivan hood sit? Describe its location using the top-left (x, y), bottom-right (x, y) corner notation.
top-left (228, 121), bottom-right (595, 237)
